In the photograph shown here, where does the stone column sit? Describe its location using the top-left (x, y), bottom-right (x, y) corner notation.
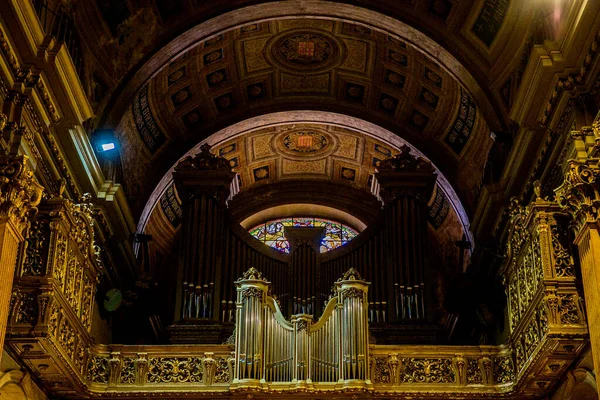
top-left (169, 144), bottom-right (235, 342)
top-left (555, 158), bottom-right (600, 387)
top-left (375, 145), bottom-right (436, 321)
top-left (0, 155), bottom-right (43, 359)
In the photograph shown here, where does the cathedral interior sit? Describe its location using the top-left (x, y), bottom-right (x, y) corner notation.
top-left (0, 0), bottom-right (600, 399)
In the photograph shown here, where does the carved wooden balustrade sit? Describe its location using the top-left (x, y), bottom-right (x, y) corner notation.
top-left (499, 195), bottom-right (589, 395)
top-left (5, 193), bottom-right (102, 395)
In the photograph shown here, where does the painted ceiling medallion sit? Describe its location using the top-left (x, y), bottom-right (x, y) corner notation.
top-left (283, 131), bottom-right (328, 153)
top-left (269, 30), bottom-right (343, 73)
top-left (274, 128), bottom-right (336, 159)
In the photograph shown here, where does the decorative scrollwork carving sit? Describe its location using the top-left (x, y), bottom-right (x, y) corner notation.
top-left (13, 292), bottom-right (38, 325)
top-left (240, 267), bottom-right (265, 281)
top-left (550, 226), bottom-right (575, 277)
top-left (81, 276), bottom-right (94, 330)
top-left (341, 288), bottom-right (364, 300)
top-left (401, 358), bottom-right (455, 384)
top-left (58, 319), bottom-right (76, 358)
top-left (74, 342), bottom-right (86, 373)
top-left (147, 357), bottom-right (203, 383)
top-left (558, 294), bottom-right (581, 324)
top-left (22, 220), bottom-right (47, 275)
top-left (214, 357), bottom-right (231, 383)
top-left (514, 340), bottom-right (525, 372)
top-left (296, 319), bottom-right (309, 331)
top-left (537, 302), bottom-right (549, 334)
top-left (119, 358), bottom-right (136, 384)
top-left (53, 232), bottom-right (67, 285)
top-left (524, 319), bottom-right (540, 358)
top-left (370, 357), bottom-right (391, 384)
top-left (467, 359), bottom-right (483, 384)
top-left (339, 267), bottom-right (363, 281)
top-left (493, 356), bottom-right (515, 384)
top-left (241, 287), bottom-right (263, 299)
top-left (87, 356), bottom-right (109, 384)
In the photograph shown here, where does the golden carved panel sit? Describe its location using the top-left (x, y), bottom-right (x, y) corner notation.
top-left (340, 39), bottom-right (370, 73)
top-left (334, 134), bottom-right (361, 160)
top-left (279, 72), bottom-right (331, 94)
top-left (249, 134), bottom-right (276, 161)
top-left (281, 158), bottom-right (328, 175)
top-left (241, 38), bottom-right (271, 74)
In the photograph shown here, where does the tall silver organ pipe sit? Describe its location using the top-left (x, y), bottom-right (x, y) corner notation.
top-left (231, 267), bottom-right (371, 389)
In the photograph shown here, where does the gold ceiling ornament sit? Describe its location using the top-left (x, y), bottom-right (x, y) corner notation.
top-left (268, 29), bottom-right (345, 73)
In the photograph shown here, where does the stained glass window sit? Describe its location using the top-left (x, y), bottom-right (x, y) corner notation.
top-left (248, 218), bottom-right (358, 253)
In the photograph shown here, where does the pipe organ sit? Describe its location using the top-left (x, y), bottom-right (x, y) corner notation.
top-left (375, 144), bottom-right (436, 320)
top-left (170, 144), bottom-right (437, 343)
top-left (232, 267), bottom-right (371, 387)
top-left (173, 143), bottom-right (236, 322)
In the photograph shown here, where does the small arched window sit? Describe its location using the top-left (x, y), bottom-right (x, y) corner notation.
top-left (248, 217), bottom-right (358, 253)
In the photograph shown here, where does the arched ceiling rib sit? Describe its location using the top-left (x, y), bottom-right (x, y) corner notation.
top-left (114, 16), bottom-right (493, 224)
top-left (96, 0), bottom-right (537, 133)
top-left (138, 116), bottom-right (470, 258)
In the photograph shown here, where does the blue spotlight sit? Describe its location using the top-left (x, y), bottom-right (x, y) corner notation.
top-left (93, 129), bottom-right (118, 155)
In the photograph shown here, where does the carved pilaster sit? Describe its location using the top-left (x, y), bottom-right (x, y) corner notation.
top-left (135, 353), bottom-right (148, 385)
top-left (202, 352), bottom-right (217, 386)
top-left (0, 155), bottom-right (43, 360)
top-left (554, 127), bottom-right (600, 389)
top-left (453, 354), bottom-right (467, 385)
top-left (387, 353), bottom-right (400, 385)
top-left (108, 352), bottom-right (122, 387)
top-left (481, 357), bottom-right (493, 385)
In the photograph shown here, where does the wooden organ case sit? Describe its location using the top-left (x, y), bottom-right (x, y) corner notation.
top-left (168, 144), bottom-right (439, 345)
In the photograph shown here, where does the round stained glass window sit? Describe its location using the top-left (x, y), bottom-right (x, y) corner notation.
top-left (248, 217), bottom-right (359, 253)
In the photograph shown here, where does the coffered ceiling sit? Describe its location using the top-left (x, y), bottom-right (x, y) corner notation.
top-left (115, 18), bottom-right (492, 221)
top-left (141, 122), bottom-right (464, 261)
